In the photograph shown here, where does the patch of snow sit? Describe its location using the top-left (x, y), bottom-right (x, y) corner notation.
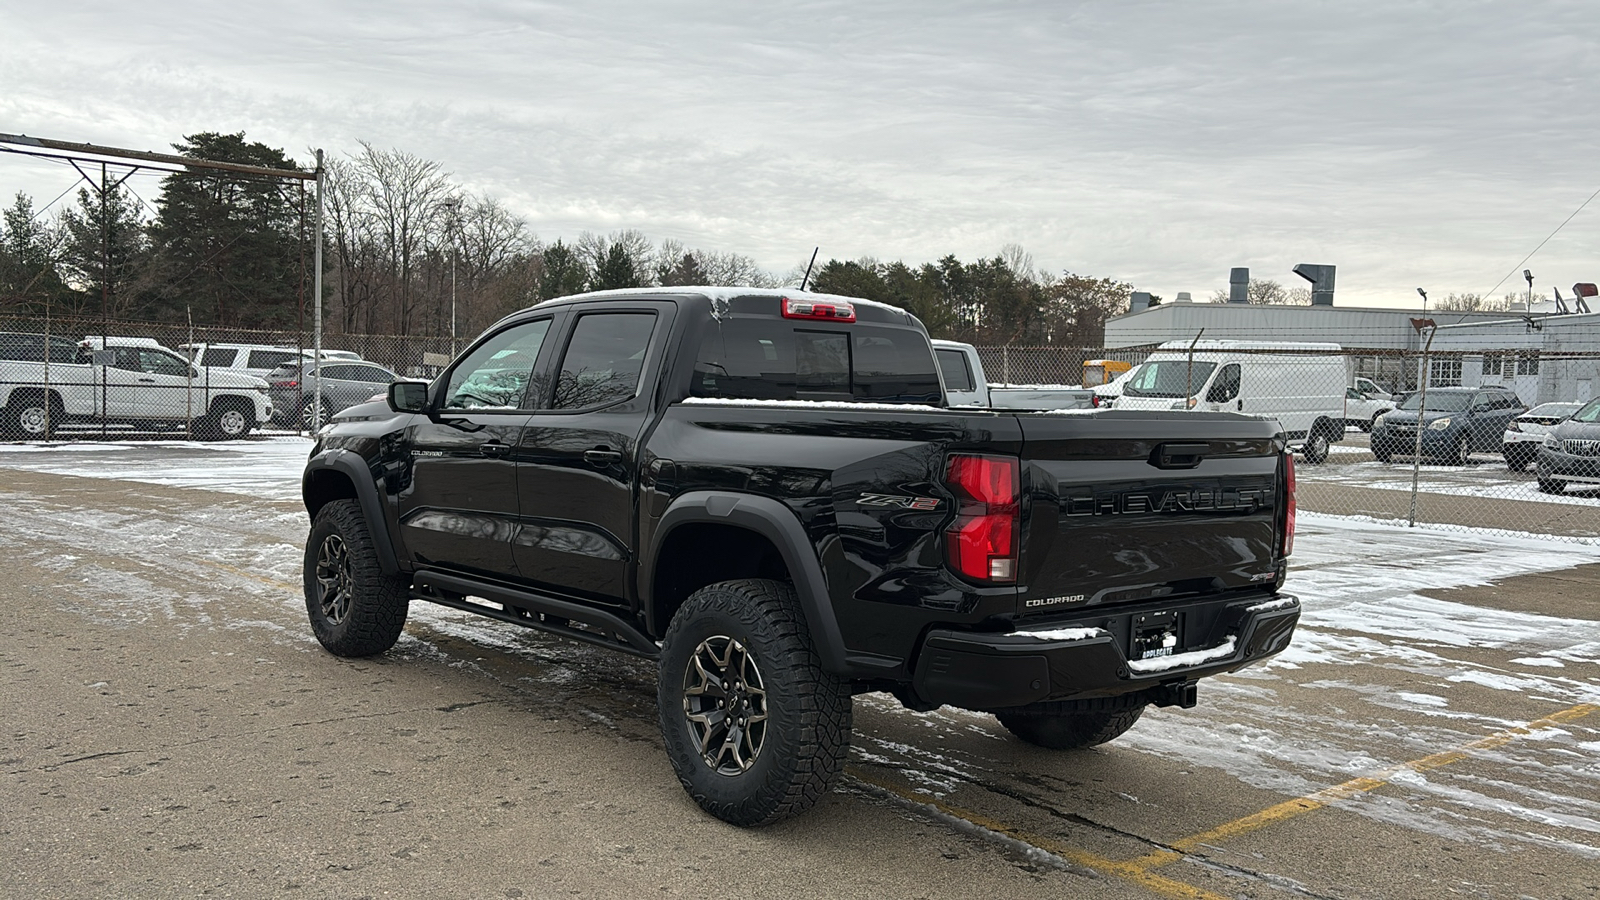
top-left (1014, 626), bottom-right (1103, 642)
top-left (679, 397), bottom-right (947, 413)
top-left (1127, 636), bottom-right (1237, 673)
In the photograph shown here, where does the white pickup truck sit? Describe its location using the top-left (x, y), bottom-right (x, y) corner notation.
top-left (931, 340), bottom-right (1097, 410)
top-left (0, 334), bottom-right (273, 440)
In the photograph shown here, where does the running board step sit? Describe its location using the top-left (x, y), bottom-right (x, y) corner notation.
top-left (411, 570), bottom-right (660, 659)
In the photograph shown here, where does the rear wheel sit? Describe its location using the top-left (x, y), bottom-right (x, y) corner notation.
top-left (1302, 429), bottom-right (1331, 465)
top-left (304, 499), bottom-right (410, 657)
top-left (1538, 477), bottom-right (1564, 495)
top-left (301, 396), bottom-right (332, 430)
top-left (657, 578), bottom-right (852, 827)
top-left (996, 699), bottom-right (1146, 750)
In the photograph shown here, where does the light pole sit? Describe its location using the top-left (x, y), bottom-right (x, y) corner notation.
top-left (1416, 287), bottom-right (1427, 313)
top-left (1524, 269), bottom-right (1534, 311)
top-left (442, 197), bottom-right (462, 359)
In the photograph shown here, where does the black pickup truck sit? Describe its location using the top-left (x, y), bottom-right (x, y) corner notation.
top-left (300, 287), bottom-right (1300, 826)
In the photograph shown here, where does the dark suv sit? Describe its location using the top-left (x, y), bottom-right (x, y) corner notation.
top-left (1536, 397), bottom-right (1600, 494)
top-left (1370, 386), bottom-right (1525, 464)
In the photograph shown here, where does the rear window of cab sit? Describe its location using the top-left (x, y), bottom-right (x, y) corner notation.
top-left (692, 316), bottom-right (942, 404)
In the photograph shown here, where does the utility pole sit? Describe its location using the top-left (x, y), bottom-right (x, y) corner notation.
top-left (312, 149), bottom-right (325, 432)
top-left (442, 197), bottom-right (462, 359)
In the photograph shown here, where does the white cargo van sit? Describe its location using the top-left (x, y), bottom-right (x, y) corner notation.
top-left (1112, 340), bottom-right (1348, 463)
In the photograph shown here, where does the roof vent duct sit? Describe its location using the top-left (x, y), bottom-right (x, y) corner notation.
top-left (1293, 264), bottom-right (1336, 306)
top-left (1229, 267), bottom-right (1250, 303)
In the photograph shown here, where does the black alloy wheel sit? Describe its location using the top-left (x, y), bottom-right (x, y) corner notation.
top-left (682, 635), bottom-right (769, 775)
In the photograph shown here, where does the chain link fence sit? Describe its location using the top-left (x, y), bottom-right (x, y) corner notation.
top-left (3, 313), bottom-right (1598, 542)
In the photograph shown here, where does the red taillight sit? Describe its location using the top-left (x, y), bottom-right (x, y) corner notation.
top-left (1283, 451), bottom-right (1297, 558)
top-left (944, 453), bottom-right (1020, 583)
top-left (782, 296), bottom-right (856, 322)
top-left (272, 379), bottom-right (299, 388)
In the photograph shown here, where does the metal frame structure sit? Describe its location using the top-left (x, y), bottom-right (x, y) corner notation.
top-left (0, 132), bottom-right (327, 434)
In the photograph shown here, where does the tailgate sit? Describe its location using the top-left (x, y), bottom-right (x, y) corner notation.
top-left (1015, 411), bottom-right (1284, 616)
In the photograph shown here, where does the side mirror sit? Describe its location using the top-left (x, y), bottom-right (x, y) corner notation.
top-left (388, 381), bottom-right (431, 413)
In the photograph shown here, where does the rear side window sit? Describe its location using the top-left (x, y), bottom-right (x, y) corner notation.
top-left (936, 349), bottom-right (975, 392)
top-left (0, 334), bottom-right (77, 363)
top-left (248, 349), bottom-right (298, 370)
top-left (201, 348), bottom-right (237, 367)
top-left (693, 318), bottom-right (941, 404)
top-left (552, 313), bottom-right (658, 411)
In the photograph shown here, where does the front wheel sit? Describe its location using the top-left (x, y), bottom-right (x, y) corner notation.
top-left (657, 579), bottom-right (852, 827)
top-left (303, 499), bottom-right (410, 657)
top-left (1371, 440), bottom-right (1393, 463)
top-left (1451, 434), bottom-right (1472, 466)
top-left (302, 397), bottom-right (332, 431)
top-left (1538, 477), bottom-right (1564, 495)
top-left (1505, 447), bottom-right (1533, 472)
top-left (996, 699), bottom-right (1146, 750)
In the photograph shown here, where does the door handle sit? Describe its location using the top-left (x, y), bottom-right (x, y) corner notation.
top-left (584, 448), bottom-right (623, 466)
top-left (479, 441), bottom-right (511, 458)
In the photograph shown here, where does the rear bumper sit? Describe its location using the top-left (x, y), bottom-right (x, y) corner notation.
top-left (910, 594), bottom-right (1300, 711)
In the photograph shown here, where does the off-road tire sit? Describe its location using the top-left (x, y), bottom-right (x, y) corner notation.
top-left (657, 578), bottom-right (852, 827)
top-left (4, 392), bottom-right (61, 441)
top-left (303, 499), bottom-right (409, 657)
top-left (996, 699), bottom-right (1146, 750)
top-left (198, 399), bottom-right (253, 441)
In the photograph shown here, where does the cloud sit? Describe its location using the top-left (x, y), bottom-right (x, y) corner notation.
top-left (2, 0), bottom-right (1597, 306)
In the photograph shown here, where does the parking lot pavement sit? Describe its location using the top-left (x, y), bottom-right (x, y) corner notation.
top-left (2, 453), bottom-right (1598, 899)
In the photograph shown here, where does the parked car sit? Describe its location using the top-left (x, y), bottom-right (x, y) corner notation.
top-left (1344, 387), bottom-right (1394, 432)
top-left (180, 343), bottom-right (362, 380)
top-left (1112, 340), bottom-right (1348, 463)
top-left (299, 287), bottom-right (1300, 826)
top-left (267, 359), bottom-right (399, 428)
top-left (0, 334), bottom-right (271, 440)
top-left (1502, 402), bottom-right (1583, 471)
top-left (1535, 397), bottom-right (1600, 493)
top-left (931, 340), bottom-right (1095, 409)
top-left (1369, 386), bottom-right (1526, 465)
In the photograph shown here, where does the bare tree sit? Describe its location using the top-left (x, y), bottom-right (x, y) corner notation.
top-left (353, 142), bottom-right (455, 335)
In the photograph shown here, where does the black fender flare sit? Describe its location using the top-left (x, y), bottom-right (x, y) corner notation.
top-left (646, 491), bottom-right (854, 676)
top-left (302, 448), bottom-right (401, 575)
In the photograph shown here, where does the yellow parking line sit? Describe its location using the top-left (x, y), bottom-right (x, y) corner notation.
top-left (1130, 701), bottom-right (1599, 868)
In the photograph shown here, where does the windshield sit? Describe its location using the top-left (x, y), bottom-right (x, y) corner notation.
top-left (1525, 403), bottom-right (1580, 418)
top-left (1573, 398), bottom-right (1600, 423)
top-left (1123, 360), bottom-right (1217, 398)
top-left (1397, 392), bottom-right (1471, 412)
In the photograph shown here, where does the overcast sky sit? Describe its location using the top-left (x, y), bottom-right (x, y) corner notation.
top-left (3, 1), bottom-right (1597, 308)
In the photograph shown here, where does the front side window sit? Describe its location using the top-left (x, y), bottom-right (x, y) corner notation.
top-left (1124, 360), bottom-right (1217, 398)
top-left (552, 313), bottom-right (657, 411)
top-left (444, 318), bottom-right (553, 410)
top-left (139, 349), bottom-right (192, 377)
top-left (1206, 363), bottom-right (1241, 403)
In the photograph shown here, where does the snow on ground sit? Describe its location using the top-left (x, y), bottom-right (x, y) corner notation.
top-left (0, 436), bottom-right (311, 501)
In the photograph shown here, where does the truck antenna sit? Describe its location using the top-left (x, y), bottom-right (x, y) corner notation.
top-left (799, 247), bottom-right (819, 291)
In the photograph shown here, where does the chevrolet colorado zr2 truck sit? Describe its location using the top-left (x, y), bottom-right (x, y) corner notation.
top-left (299, 287), bottom-right (1300, 826)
